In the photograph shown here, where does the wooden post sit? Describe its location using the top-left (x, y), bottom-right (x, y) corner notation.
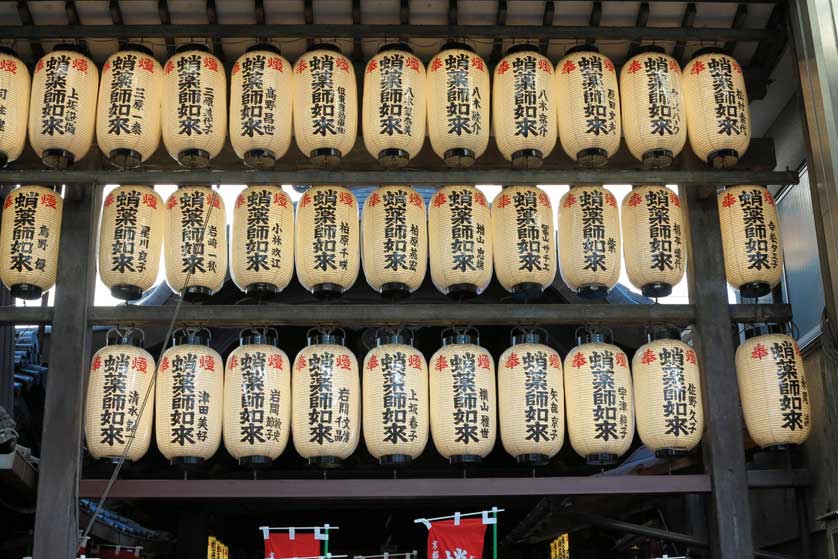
top-left (681, 184), bottom-right (755, 558)
top-left (32, 183), bottom-right (103, 559)
top-left (0, 185), bottom-right (15, 413)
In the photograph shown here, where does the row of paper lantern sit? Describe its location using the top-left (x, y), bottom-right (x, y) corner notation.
top-left (0, 41), bottom-right (750, 171)
top-left (83, 326), bottom-right (810, 468)
top-left (0, 183), bottom-right (784, 302)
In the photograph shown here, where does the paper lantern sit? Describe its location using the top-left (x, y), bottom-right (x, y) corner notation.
top-left (161, 45), bottom-right (227, 168)
top-left (632, 338), bottom-right (703, 457)
top-left (291, 330), bottom-right (360, 467)
top-left (564, 334), bottom-right (635, 465)
top-left (98, 185), bottom-right (164, 301)
top-left (29, 46), bottom-right (99, 169)
top-left (223, 329), bottom-right (291, 466)
top-left (230, 45), bottom-right (293, 169)
top-left (736, 333), bottom-right (811, 449)
top-left (620, 47), bottom-right (686, 168)
top-left (717, 185), bottom-right (783, 298)
top-left (361, 185), bottom-right (428, 298)
top-left (683, 48), bottom-right (750, 168)
top-left (492, 45), bottom-right (557, 169)
top-left (554, 45), bottom-right (621, 168)
top-left (231, 185), bottom-right (294, 296)
top-left (491, 185), bottom-right (556, 296)
top-left (498, 330), bottom-right (564, 465)
top-left (84, 329), bottom-right (154, 463)
top-left (292, 44), bottom-right (358, 168)
top-left (426, 43), bottom-right (490, 167)
top-left (0, 47), bottom-right (30, 168)
top-left (96, 45), bottom-right (163, 169)
top-left (428, 185), bottom-right (492, 298)
top-left (363, 44), bottom-right (427, 168)
top-left (429, 329), bottom-right (496, 463)
top-left (294, 185), bottom-right (359, 298)
top-left (621, 186), bottom-right (686, 298)
top-left (155, 329), bottom-right (223, 466)
top-left (362, 330), bottom-right (429, 465)
top-left (0, 185), bottom-right (63, 299)
top-left (558, 185), bottom-right (621, 299)
top-left (164, 186), bottom-right (228, 301)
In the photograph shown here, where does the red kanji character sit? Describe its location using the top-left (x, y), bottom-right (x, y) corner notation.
top-left (751, 343), bottom-right (768, 360)
top-left (235, 194), bottom-right (245, 209)
top-left (640, 348), bottom-right (657, 365)
top-left (628, 192), bottom-right (642, 207)
top-left (166, 196), bottom-right (178, 209)
top-left (794, 341), bottom-right (802, 357)
top-left (496, 194), bottom-right (510, 209)
top-left (538, 58), bottom-right (552, 74)
top-left (561, 60), bottom-right (576, 74)
top-left (40, 194), bottom-right (57, 209)
top-left (474, 192), bottom-right (487, 207)
top-left (504, 352), bottom-right (520, 369)
top-left (669, 191), bottom-right (681, 208)
top-left (690, 60), bottom-right (706, 75)
top-left (267, 57), bottom-right (284, 72)
top-left (203, 56), bottom-right (218, 72)
top-left (339, 191), bottom-right (354, 207)
top-left (72, 58), bottom-right (88, 74)
top-left (432, 192), bottom-right (447, 208)
top-left (200, 355), bottom-right (215, 371)
top-left (548, 353), bottom-right (561, 369)
top-left (408, 354), bottom-right (422, 369)
top-left (132, 357), bottom-right (148, 373)
top-left (300, 193), bottom-right (311, 208)
top-left (604, 59), bottom-right (614, 73)
top-left (721, 193), bottom-right (737, 208)
top-left (669, 59), bottom-right (681, 74)
top-left (208, 193), bottom-right (222, 209)
top-left (104, 193), bottom-right (115, 208)
top-left (563, 193), bottom-right (576, 208)
top-left (497, 60), bottom-right (510, 75)
top-left (605, 192), bottom-right (617, 208)
top-left (471, 56), bottom-right (484, 71)
top-left (296, 355), bottom-right (307, 370)
top-left (103, 61), bottom-right (111, 73)
top-left (36, 59), bottom-right (45, 73)
top-left (616, 353), bottom-right (627, 367)
top-left (273, 193), bottom-right (288, 208)
top-left (160, 356), bottom-right (170, 371)
top-left (142, 193), bottom-right (158, 209)
top-left (408, 192), bottom-right (423, 207)
top-left (571, 352), bottom-right (587, 368)
top-left (138, 57), bottom-right (155, 73)
top-left (477, 354), bottom-right (490, 369)
top-left (538, 192), bottom-right (551, 208)
top-left (296, 59), bottom-right (308, 74)
top-left (268, 354), bottom-right (284, 370)
top-left (91, 355), bottom-right (102, 371)
top-left (367, 354), bottom-right (379, 370)
top-left (406, 57), bottom-right (420, 72)
top-left (732, 61), bottom-right (742, 74)
top-left (434, 355), bottom-right (448, 371)
top-left (3, 196), bottom-right (12, 210)
top-left (165, 60), bottom-right (174, 74)
top-left (231, 62), bottom-right (240, 75)
top-left (336, 57), bottom-right (350, 72)
top-left (686, 350), bottom-right (697, 365)
top-left (765, 192), bottom-right (776, 207)
top-left (336, 354), bottom-right (352, 370)
top-left (368, 192), bottom-right (381, 207)
top-left (627, 59), bottom-right (642, 74)
top-left (366, 59), bottom-right (378, 74)
top-left (229, 355), bottom-right (238, 369)
top-left (430, 57), bottom-right (443, 72)
top-left (0, 59), bottom-right (17, 74)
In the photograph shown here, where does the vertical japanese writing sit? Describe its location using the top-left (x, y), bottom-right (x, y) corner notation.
top-left (312, 188), bottom-right (338, 271)
top-left (444, 53), bottom-right (482, 136)
top-left (0, 56), bottom-right (17, 133)
top-left (693, 56), bottom-right (748, 137)
top-left (737, 188), bottom-right (775, 270)
top-left (642, 56), bottom-right (680, 136)
top-left (238, 350), bottom-right (271, 444)
top-left (41, 54), bottom-right (74, 136)
top-left (309, 54), bottom-right (345, 136)
top-left (169, 352), bottom-right (197, 446)
top-left (643, 189), bottom-right (680, 271)
top-left (9, 192), bottom-right (38, 273)
top-left (380, 351), bottom-right (409, 444)
top-left (107, 53), bottom-right (149, 136)
top-left (520, 350), bottom-right (551, 442)
top-left (450, 351), bottom-right (479, 444)
top-left (99, 352), bottom-right (130, 446)
top-left (771, 340), bottom-right (808, 431)
top-left (110, 189), bottom-right (140, 274)
top-left (380, 189), bottom-right (416, 272)
top-left (238, 54), bottom-right (278, 137)
top-left (511, 55), bottom-right (542, 137)
top-left (175, 54), bottom-right (206, 136)
top-left (513, 189), bottom-right (549, 273)
top-left (176, 189), bottom-right (219, 277)
top-left (244, 189), bottom-right (271, 272)
top-left (446, 189), bottom-right (485, 272)
top-left (307, 351), bottom-right (334, 444)
top-left (578, 55), bottom-right (615, 136)
top-left (589, 350), bottom-right (619, 441)
top-left (579, 190), bottom-right (614, 272)
top-left (377, 54), bottom-right (415, 136)
top-left (648, 346), bottom-right (697, 436)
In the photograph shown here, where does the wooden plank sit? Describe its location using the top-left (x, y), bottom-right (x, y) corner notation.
top-left (0, 306), bottom-right (54, 325)
top-left (31, 184), bottom-right (103, 559)
top-left (681, 184), bottom-right (755, 558)
top-left (747, 469), bottom-right (812, 489)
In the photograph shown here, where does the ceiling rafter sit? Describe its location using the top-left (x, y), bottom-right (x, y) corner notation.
top-left (157, 0), bottom-right (174, 58)
top-left (16, 1), bottom-right (44, 61)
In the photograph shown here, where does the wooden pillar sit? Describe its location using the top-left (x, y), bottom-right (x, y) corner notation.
top-left (681, 184), bottom-right (754, 558)
top-left (0, 185), bottom-right (15, 413)
top-left (32, 183), bottom-right (103, 559)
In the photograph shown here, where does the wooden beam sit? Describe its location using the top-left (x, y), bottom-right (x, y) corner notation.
top-left (490, 0), bottom-right (507, 65)
top-left (205, 0), bottom-right (224, 63)
top-left (17, 1), bottom-right (44, 61)
top-left (539, 0), bottom-right (556, 55)
top-left (673, 3), bottom-right (697, 64)
top-left (157, 0), bottom-right (175, 58)
top-left (628, 2), bottom-right (651, 56)
top-left (681, 184), bottom-right (755, 558)
top-left (64, 0), bottom-right (88, 54)
top-left (724, 3), bottom-right (749, 54)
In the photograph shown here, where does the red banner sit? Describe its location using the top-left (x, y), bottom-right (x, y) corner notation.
top-left (95, 548), bottom-right (140, 559)
top-left (264, 532), bottom-right (320, 559)
top-left (428, 518), bottom-right (487, 559)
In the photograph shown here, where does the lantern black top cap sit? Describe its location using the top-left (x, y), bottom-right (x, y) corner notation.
top-left (241, 333), bottom-right (277, 346)
top-left (506, 44), bottom-right (540, 56)
top-left (309, 43), bottom-right (342, 54)
top-left (692, 46), bottom-right (728, 58)
top-left (0, 46), bottom-right (18, 57)
top-left (176, 43), bottom-right (210, 54)
top-left (634, 45), bottom-right (666, 55)
top-left (308, 333), bottom-right (345, 346)
top-left (53, 44), bottom-right (89, 56)
top-left (247, 43), bottom-right (281, 55)
top-left (172, 328), bottom-right (210, 347)
top-left (121, 43), bottom-right (154, 56)
top-left (379, 42), bottom-right (413, 54)
top-left (441, 41), bottom-right (474, 53)
top-left (566, 44), bottom-right (599, 55)
top-left (377, 333), bottom-right (409, 346)
top-left (442, 334), bottom-right (478, 346)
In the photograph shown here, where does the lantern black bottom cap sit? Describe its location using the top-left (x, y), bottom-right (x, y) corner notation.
top-left (42, 149), bottom-right (74, 170)
top-left (313, 283), bottom-right (344, 300)
top-left (244, 149), bottom-right (276, 169)
top-left (763, 443), bottom-right (796, 452)
top-left (380, 454), bottom-right (413, 466)
top-left (111, 284), bottom-right (143, 301)
top-left (245, 283), bottom-right (279, 297)
top-left (171, 456), bottom-right (203, 469)
top-left (109, 148), bottom-right (143, 169)
top-left (181, 285), bottom-right (213, 301)
top-left (310, 148), bottom-right (342, 168)
top-left (10, 284), bottom-right (43, 300)
top-left (102, 457), bottom-right (133, 466)
top-left (308, 456), bottom-right (342, 468)
top-left (739, 281), bottom-right (771, 299)
top-left (516, 453), bottom-right (550, 466)
top-left (642, 149), bottom-right (674, 169)
top-left (177, 148), bottom-right (210, 169)
top-left (381, 282), bottom-right (411, 299)
top-left (642, 282), bottom-right (673, 298)
top-left (378, 148), bottom-right (410, 168)
top-left (576, 148), bottom-right (608, 168)
top-left (655, 448), bottom-right (690, 459)
top-left (586, 453), bottom-right (618, 466)
top-left (447, 283), bottom-right (478, 300)
top-left (444, 148), bottom-right (476, 168)
top-left (449, 455), bottom-right (482, 465)
top-left (511, 282), bottom-right (544, 298)
top-left (239, 455), bottom-right (273, 467)
top-left (511, 149), bottom-right (544, 169)
top-left (708, 149), bottom-right (739, 169)
top-left (0, 151), bottom-right (7, 168)
top-left (577, 284), bottom-right (609, 300)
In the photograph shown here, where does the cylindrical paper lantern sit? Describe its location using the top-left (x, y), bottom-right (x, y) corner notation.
top-left (558, 185), bottom-right (621, 299)
top-left (363, 44), bottom-right (427, 168)
top-left (426, 43), bottom-right (490, 168)
top-left (620, 46), bottom-right (686, 168)
top-left (85, 328), bottom-right (155, 463)
top-left (155, 328), bottom-right (223, 466)
top-left (0, 185), bottom-right (63, 299)
top-left (428, 185), bottom-right (492, 298)
top-left (491, 185), bottom-right (556, 296)
top-left (96, 45), bottom-right (163, 169)
top-left (0, 47), bottom-right (30, 168)
top-left (294, 185), bottom-right (359, 298)
top-left (230, 45), bottom-right (293, 169)
top-left (223, 329), bottom-right (291, 465)
top-left (683, 48), bottom-right (750, 168)
top-left (429, 328), bottom-right (496, 463)
top-left (498, 329), bottom-right (564, 465)
top-left (291, 330), bottom-right (360, 467)
top-left (632, 337), bottom-right (703, 457)
top-left (717, 185), bottom-right (783, 298)
top-left (492, 45), bottom-right (557, 169)
top-left (29, 46), bottom-right (99, 169)
top-left (554, 45), bottom-right (621, 168)
top-left (161, 44), bottom-right (227, 168)
top-left (292, 44), bottom-right (358, 168)
top-left (362, 330), bottom-right (429, 465)
top-left (98, 185), bottom-right (164, 301)
top-left (164, 186), bottom-right (228, 301)
top-left (564, 334), bottom-right (635, 465)
top-left (621, 185), bottom-right (686, 298)
top-left (231, 185), bottom-right (294, 296)
top-left (736, 333), bottom-right (811, 449)
top-left (361, 185), bottom-right (428, 298)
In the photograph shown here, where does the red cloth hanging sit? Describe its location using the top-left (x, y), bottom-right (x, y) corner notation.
top-left (427, 518), bottom-right (487, 559)
top-left (264, 532), bottom-right (320, 559)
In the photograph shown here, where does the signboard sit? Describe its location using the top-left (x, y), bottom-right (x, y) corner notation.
top-left (549, 534), bottom-right (569, 559)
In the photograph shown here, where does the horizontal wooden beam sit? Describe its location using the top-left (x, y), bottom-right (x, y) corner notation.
top-left (746, 468), bottom-right (811, 489)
